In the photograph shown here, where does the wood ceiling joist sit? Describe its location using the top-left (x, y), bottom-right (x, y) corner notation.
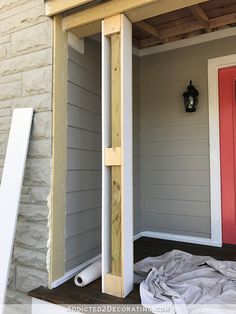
top-left (126, 0), bottom-right (210, 23)
top-left (155, 15), bottom-right (195, 30)
top-left (147, 8), bottom-right (190, 26)
top-left (139, 11), bottom-right (236, 48)
top-left (189, 4), bottom-right (210, 28)
top-left (135, 21), bottom-right (160, 39)
top-left (63, 0), bottom-right (210, 31)
top-left (210, 12), bottom-right (236, 28)
top-left (201, 0), bottom-right (236, 11)
top-left (132, 36), bottom-right (141, 49)
top-left (202, 3), bottom-right (236, 19)
top-left (46, 0), bottom-right (94, 16)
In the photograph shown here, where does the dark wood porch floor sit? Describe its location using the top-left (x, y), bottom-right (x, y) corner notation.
top-left (29, 237), bottom-right (236, 305)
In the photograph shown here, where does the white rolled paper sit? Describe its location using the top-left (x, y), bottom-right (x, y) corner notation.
top-left (74, 259), bottom-right (102, 287)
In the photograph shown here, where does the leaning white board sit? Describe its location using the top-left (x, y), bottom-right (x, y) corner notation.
top-left (0, 108), bottom-right (33, 313)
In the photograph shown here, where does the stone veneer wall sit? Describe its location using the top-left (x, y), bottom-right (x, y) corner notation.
top-left (0, 0), bottom-right (53, 304)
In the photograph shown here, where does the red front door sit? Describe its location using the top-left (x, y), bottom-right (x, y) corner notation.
top-left (219, 66), bottom-right (236, 244)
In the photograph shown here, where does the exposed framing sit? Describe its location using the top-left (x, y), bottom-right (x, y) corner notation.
top-left (138, 27), bottom-right (236, 56)
top-left (49, 14), bottom-right (68, 285)
top-left (102, 14), bottom-right (133, 298)
top-left (62, 0), bottom-right (210, 35)
top-left (47, 0), bottom-right (232, 294)
top-left (208, 54), bottom-right (236, 247)
top-left (46, 0), bottom-right (94, 16)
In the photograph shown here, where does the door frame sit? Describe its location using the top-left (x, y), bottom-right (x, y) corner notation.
top-left (208, 54), bottom-right (236, 247)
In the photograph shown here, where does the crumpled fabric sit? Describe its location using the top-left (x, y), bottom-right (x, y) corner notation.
top-left (134, 250), bottom-right (236, 314)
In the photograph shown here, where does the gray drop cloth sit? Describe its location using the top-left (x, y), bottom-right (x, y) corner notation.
top-left (134, 250), bottom-right (236, 314)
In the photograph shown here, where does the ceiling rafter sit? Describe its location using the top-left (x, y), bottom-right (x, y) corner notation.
top-left (139, 11), bottom-right (236, 48)
top-left (135, 21), bottom-right (160, 39)
top-left (189, 4), bottom-right (210, 29)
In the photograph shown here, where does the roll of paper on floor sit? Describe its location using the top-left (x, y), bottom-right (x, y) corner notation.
top-left (74, 259), bottom-right (102, 287)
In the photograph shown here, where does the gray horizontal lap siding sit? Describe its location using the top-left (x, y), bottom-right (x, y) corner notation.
top-left (66, 45), bottom-right (142, 272)
top-left (140, 36), bottom-right (236, 239)
top-left (65, 41), bottom-right (102, 272)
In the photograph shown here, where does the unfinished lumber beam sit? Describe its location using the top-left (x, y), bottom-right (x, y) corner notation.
top-left (111, 32), bottom-right (122, 277)
top-left (63, 0), bottom-right (210, 31)
top-left (135, 21), bottom-right (160, 39)
top-left (102, 14), bottom-right (133, 298)
top-left (189, 4), bottom-right (210, 29)
top-left (50, 14), bottom-right (68, 284)
top-left (209, 12), bottom-right (236, 29)
top-left (126, 0), bottom-right (210, 24)
top-left (140, 12), bottom-right (236, 48)
top-left (46, 0), bottom-right (94, 16)
top-left (63, 0), bottom-right (158, 30)
top-left (132, 36), bottom-right (141, 49)
top-left (104, 15), bottom-right (121, 36)
top-left (71, 21), bottom-right (101, 39)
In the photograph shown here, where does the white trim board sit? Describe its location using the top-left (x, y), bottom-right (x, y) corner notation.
top-left (134, 27), bottom-right (236, 57)
top-left (51, 254), bottom-right (101, 289)
top-left (120, 14), bottom-right (134, 297)
top-left (208, 54), bottom-right (236, 248)
top-left (134, 231), bottom-right (221, 247)
top-left (0, 108), bottom-right (33, 314)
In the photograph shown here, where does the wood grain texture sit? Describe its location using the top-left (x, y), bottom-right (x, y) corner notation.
top-left (103, 274), bottom-right (122, 298)
top-left (189, 4), bottom-right (210, 28)
top-left (29, 237), bottom-right (236, 305)
top-left (63, 0), bottom-right (210, 31)
top-left (46, 0), bottom-right (94, 16)
top-left (104, 15), bottom-right (121, 37)
top-left (105, 147), bottom-right (121, 166)
top-left (63, 0), bottom-right (159, 30)
top-left (50, 14), bottom-right (67, 283)
top-left (111, 33), bottom-right (122, 277)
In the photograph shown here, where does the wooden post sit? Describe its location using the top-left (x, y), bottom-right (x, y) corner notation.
top-left (102, 14), bottom-right (133, 298)
top-left (50, 14), bottom-right (68, 285)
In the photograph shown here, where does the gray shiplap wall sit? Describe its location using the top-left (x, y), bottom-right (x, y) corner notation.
top-left (66, 41), bottom-right (141, 271)
top-left (139, 36), bottom-right (236, 239)
top-left (66, 39), bottom-right (102, 272)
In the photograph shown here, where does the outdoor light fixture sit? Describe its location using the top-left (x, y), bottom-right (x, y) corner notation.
top-left (183, 80), bottom-right (199, 112)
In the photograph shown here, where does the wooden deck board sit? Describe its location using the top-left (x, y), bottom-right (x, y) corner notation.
top-left (29, 237), bottom-right (236, 304)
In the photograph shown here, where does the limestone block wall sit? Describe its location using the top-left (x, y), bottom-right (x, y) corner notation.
top-left (0, 0), bottom-right (53, 304)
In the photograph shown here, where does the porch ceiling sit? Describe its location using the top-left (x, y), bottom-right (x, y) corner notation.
top-left (134, 0), bottom-right (236, 49)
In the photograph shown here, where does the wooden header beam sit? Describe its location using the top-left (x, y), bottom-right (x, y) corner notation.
top-left (46, 0), bottom-right (94, 16)
top-left (63, 0), bottom-right (158, 31)
top-left (49, 14), bottom-right (68, 284)
top-left (63, 0), bottom-right (210, 34)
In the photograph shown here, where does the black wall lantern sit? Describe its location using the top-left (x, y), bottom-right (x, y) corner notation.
top-left (183, 80), bottom-right (199, 112)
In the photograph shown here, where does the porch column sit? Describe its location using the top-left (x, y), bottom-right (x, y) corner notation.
top-left (102, 14), bottom-right (133, 298)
